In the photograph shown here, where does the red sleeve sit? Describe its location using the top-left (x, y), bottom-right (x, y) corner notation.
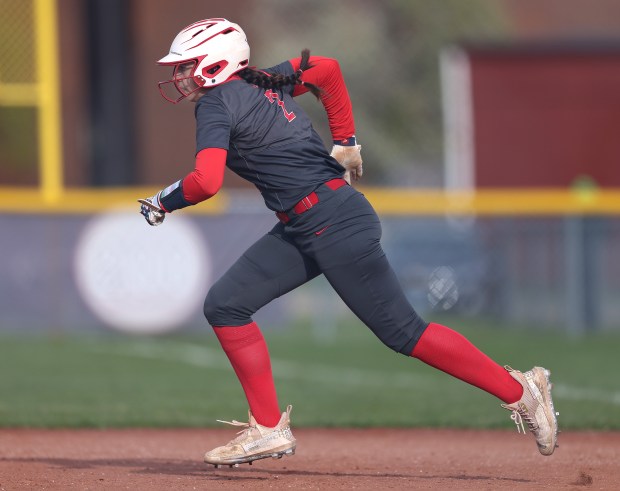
top-left (289, 57), bottom-right (355, 141)
top-left (181, 147), bottom-right (227, 204)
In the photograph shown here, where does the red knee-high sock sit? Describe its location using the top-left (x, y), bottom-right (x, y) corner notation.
top-left (411, 323), bottom-right (523, 404)
top-left (213, 322), bottom-right (281, 427)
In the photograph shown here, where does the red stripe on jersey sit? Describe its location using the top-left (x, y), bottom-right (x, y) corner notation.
top-left (289, 56), bottom-right (355, 141)
top-left (182, 147), bottom-right (227, 204)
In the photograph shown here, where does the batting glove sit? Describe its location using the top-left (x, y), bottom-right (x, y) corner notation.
top-left (138, 195), bottom-right (166, 226)
top-left (331, 143), bottom-right (363, 184)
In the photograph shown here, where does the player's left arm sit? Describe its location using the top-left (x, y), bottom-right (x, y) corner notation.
top-left (139, 148), bottom-right (226, 226)
top-left (289, 56), bottom-right (362, 183)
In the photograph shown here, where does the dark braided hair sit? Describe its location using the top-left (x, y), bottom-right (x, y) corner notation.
top-left (237, 49), bottom-right (323, 99)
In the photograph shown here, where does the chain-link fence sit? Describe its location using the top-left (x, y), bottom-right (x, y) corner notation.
top-left (0, 0), bottom-right (38, 184)
top-left (0, 0), bottom-right (35, 84)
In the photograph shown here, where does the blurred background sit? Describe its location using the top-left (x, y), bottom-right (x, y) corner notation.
top-left (0, 0), bottom-right (619, 428)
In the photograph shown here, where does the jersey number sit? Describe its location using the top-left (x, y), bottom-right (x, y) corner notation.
top-left (264, 89), bottom-right (296, 122)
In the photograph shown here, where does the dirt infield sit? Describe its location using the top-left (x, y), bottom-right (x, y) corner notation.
top-left (0, 428), bottom-right (618, 490)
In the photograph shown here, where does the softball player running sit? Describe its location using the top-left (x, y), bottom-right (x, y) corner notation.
top-left (140, 18), bottom-right (559, 466)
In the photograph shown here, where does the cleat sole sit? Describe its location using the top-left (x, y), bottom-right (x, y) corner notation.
top-left (206, 444), bottom-right (296, 467)
top-left (541, 367), bottom-right (559, 454)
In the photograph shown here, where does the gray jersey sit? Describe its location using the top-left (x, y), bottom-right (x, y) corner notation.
top-left (194, 61), bottom-right (344, 212)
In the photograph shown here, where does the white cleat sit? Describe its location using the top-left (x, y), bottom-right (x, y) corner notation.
top-left (205, 405), bottom-right (296, 466)
top-left (502, 366), bottom-right (559, 456)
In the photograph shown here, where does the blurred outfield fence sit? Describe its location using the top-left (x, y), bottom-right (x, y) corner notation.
top-left (1, 188), bottom-right (619, 336)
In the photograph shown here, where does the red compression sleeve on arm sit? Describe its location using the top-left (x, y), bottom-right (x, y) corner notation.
top-left (289, 57), bottom-right (355, 140)
top-left (182, 147), bottom-right (227, 204)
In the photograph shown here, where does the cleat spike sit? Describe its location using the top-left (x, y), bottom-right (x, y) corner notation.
top-left (214, 464), bottom-right (220, 469)
top-left (249, 461), bottom-right (252, 465)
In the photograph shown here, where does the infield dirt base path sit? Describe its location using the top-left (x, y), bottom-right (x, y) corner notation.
top-left (0, 429), bottom-right (618, 490)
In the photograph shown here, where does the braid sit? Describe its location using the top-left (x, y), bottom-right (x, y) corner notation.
top-left (237, 49), bottom-right (323, 99)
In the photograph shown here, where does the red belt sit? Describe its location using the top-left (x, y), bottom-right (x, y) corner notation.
top-left (276, 178), bottom-right (348, 224)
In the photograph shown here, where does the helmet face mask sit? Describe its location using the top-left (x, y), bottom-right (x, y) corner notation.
top-left (158, 61), bottom-right (203, 103)
top-left (157, 18), bottom-right (250, 103)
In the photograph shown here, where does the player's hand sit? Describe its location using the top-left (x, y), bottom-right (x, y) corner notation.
top-left (138, 196), bottom-right (165, 226)
top-left (331, 144), bottom-right (363, 184)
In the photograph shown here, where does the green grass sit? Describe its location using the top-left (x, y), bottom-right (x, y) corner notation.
top-left (1, 317), bottom-right (619, 429)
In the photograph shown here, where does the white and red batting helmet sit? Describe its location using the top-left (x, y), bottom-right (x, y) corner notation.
top-left (157, 18), bottom-right (250, 103)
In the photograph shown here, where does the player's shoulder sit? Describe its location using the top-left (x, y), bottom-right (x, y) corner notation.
top-left (195, 79), bottom-right (258, 121)
top-left (196, 80), bottom-right (243, 106)
top-left (195, 85), bottom-right (231, 119)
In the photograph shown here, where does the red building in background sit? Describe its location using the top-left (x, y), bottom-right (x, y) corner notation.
top-left (442, 42), bottom-right (620, 188)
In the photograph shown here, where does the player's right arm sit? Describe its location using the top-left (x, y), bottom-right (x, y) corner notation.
top-left (139, 95), bottom-right (230, 226)
top-left (138, 148), bottom-right (227, 226)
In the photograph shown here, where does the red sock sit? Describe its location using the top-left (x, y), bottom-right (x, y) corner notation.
top-left (213, 322), bottom-right (281, 427)
top-left (411, 323), bottom-right (523, 404)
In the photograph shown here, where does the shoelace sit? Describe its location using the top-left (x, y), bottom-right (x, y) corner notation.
top-left (217, 419), bottom-right (250, 428)
top-left (216, 419), bottom-right (257, 444)
top-left (509, 404), bottom-right (538, 435)
top-left (509, 410), bottom-right (526, 434)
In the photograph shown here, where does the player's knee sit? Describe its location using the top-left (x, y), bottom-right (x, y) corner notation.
top-left (376, 315), bottom-right (430, 356)
top-left (203, 287), bottom-right (234, 326)
top-left (400, 316), bottom-right (430, 355)
top-left (203, 288), bottom-right (221, 325)
top-left (203, 286), bottom-right (252, 327)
